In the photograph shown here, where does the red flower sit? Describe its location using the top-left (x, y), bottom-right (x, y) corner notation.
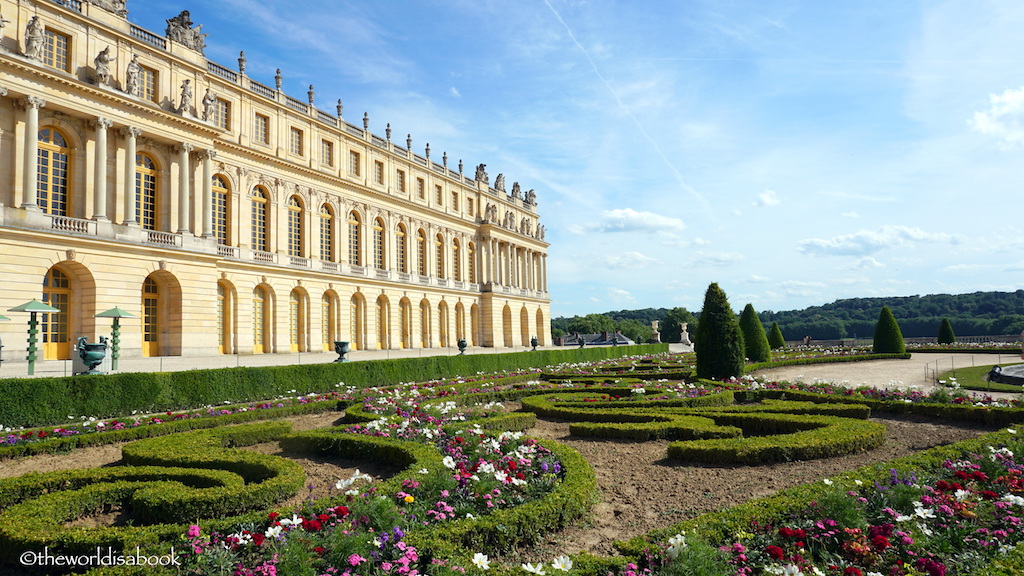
top-left (313, 546), bottom-right (325, 556)
top-left (766, 545), bottom-right (785, 560)
top-left (844, 568), bottom-right (863, 576)
top-left (267, 512), bottom-right (280, 521)
top-left (334, 505), bottom-right (350, 517)
top-left (871, 535), bottom-right (891, 551)
top-left (302, 518), bottom-right (322, 531)
top-left (982, 490), bottom-right (999, 500)
top-left (250, 533), bottom-right (265, 546)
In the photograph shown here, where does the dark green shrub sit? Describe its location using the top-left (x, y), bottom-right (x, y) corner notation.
top-left (694, 283), bottom-right (745, 380)
top-left (938, 318), bottom-right (956, 344)
top-left (739, 303), bottom-right (771, 363)
top-left (768, 322), bottom-right (786, 349)
top-left (872, 306), bottom-right (906, 354)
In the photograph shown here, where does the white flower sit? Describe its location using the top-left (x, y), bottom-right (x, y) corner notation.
top-left (1001, 494), bottom-right (1024, 506)
top-left (418, 468), bottom-right (430, 474)
top-left (822, 478), bottom-right (833, 486)
top-left (551, 555), bottom-right (573, 572)
top-left (666, 532), bottom-right (687, 558)
top-left (442, 456), bottom-right (456, 469)
top-left (781, 565), bottom-right (803, 576)
top-left (954, 489), bottom-right (972, 502)
top-left (1009, 428), bottom-right (1017, 434)
top-left (472, 552), bottom-right (490, 570)
top-left (264, 525), bottom-right (283, 538)
top-left (521, 562), bottom-right (546, 574)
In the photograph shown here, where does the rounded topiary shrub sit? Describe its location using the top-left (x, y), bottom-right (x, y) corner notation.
top-left (937, 318), bottom-right (956, 345)
top-left (768, 322), bottom-right (786, 350)
top-left (695, 283), bottom-right (745, 380)
top-left (872, 306), bottom-right (906, 354)
top-left (739, 303), bottom-right (771, 363)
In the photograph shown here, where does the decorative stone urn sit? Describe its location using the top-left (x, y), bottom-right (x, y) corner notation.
top-left (333, 341), bottom-right (350, 363)
top-left (77, 336), bottom-right (108, 375)
top-left (530, 336), bottom-right (539, 351)
top-left (457, 338), bottom-right (467, 355)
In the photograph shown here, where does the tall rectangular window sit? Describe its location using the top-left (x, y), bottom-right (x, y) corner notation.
top-left (451, 191), bottom-right (459, 210)
top-left (42, 29), bottom-right (70, 71)
top-left (349, 151), bottom-right (361, 176)
top-left (435, 185), bottom-right (443, 206)
top-left (417, 178), bottom-right (425, 199)
top-left (212, 99), bottom-right (230, 130)
top-left (140, 66), bottom-right (158, 103)
top-left (254, 114), bottom-right (269, 144)
top-left (321, 140), bottom-right (334, 167)
top-left (396, 170), bottom-right (406, 193)
top-left (290, 127), bottom-right (303, 156)
top-left (374, 161), bottom-right (384, 185)
top-left (467, 198), bottom-right (474, 216)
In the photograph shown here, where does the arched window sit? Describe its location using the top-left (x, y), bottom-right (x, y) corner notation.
top-left (319, 204), bottom-right (334, 261)
top-left (251, 187), bottom-right (269, 252)
top-left (420, 299), bottom-right (431, 348)
top-left (348, 211), bottom-right (362, 266)
top-left (452, 239), bottom-right (462, 282)
top-left (136, 153), bottom-right (159, 231)
top-left (41, 267), bottom-right (70, 359)
top-left (400, 298), bottom-right (412, 349)
top-left (289, 289), bottom-right (307, 352)
top-left (395, 224), bottom-right (407, 273)
top-left (468, 242), bottom-right (476, 283)
top-left (350, 293), bottom-right (365, 350)
top-left (376, 295), bottom-right (390, 349)
top-left (253, 285), bottom-right (269, 353)
top-left (217, 281), bottom-right (234, 354)
top-left (321, 293), bottom-right (337, 351)
top-left (287, 195), bottom-right (303, 257)
top-left (212, 175), bottom-right (230, 245)
top-left (438, 301), bottom-right (449, 347)
top-left (416, 229), bottom-right (427, 276)
top-left (373, 217), bottom-right (385, 270)
top-left (435, 234), bottom-right (445, 278)
top-left (142, 277), bottom-right (160, 356)
top-left (37, 128), bottom-right (70, 216)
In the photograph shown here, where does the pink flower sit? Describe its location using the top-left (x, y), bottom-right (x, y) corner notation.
top-left (187, 525), bottom-right (201, 538)
top-left (348, 553), bottom-right (366, 566)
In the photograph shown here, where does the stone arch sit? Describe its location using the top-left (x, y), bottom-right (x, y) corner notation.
top-left (320, 289), bottom-right (341, 351)
top-left (141, 269), bottom-right (183, 357)
top-left (217, 279), bottom-right (237, 354)
top-left (288, 286), bottom-right (310, 352)
top-left (535, 308), bottom-right (546, 346)
top-left (502, 304), bottom-right (513, 348)
top-left (520, 305), bottom-right (530, 347)
top-left (470, 303), bottom-right (480, 347)
top-left (375, 294), bottom-right (391, 350)
top-left (251, 282), bottom-right (275, 354)
top-left (349, 291), bottom-right (366, 350)
top-left (419, 297), bottom-right (432, 348)
top-left (399, 297), bottom-right (413, 349)
top-left (438, 300), bottom-right (450, 348)
top-left (39, 261), bottom-right (97, 360)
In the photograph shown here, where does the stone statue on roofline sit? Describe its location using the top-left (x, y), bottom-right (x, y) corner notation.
top-left (525, 189), bottom-right (537, 206)
top-left (89, 0), bottom-right (128, 17)
top-left (475, 164), bottom-right (488, 185)
top-left (166, 10), bottom-right (208, 54)
top-left (511, 182), bottom-right (523, 201)
top-left (494, 173), bottom-right (506, 192)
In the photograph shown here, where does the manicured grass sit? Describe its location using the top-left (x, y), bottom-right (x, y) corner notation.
top-left (936, 362), bottom-right (1024, 393)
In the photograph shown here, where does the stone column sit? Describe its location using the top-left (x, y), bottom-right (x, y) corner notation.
top-left (176, 143), bottom-right (194, 234)
top-left (121, 126), bottom-right (141, 225)
top-left (202, 150), bottom-right (216, 237)
top-left (20, 96), bottom-right (45, 210)
top-left (92, 118), bottom-right (113, 221)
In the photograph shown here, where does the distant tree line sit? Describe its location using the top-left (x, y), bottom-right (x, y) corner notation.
top-left (550, 290), bottom-right (1024, 343)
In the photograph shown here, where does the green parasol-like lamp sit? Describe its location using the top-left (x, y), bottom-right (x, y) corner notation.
top-left (8, 299), bottom-right (61, 376)
top-left (95, 307), bottom-right (137, 371)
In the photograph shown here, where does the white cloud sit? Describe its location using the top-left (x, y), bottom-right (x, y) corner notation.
top-left (450, 86), bottom-right (462, 98)
top-left (842, 211), bottom-right (860, 219)
top-left (754, 189), bottom-right (781, 207)
top-left (691, 251), bottom-right (744, 267)
top-left (747, 274), bottom-right (771, 283)
top-left (853, 256), bottom-right (883, 269)
top-left (575, 208), bottom-right (685, 234)
top-left (607, 287), bottom-right (636, 302)
top-left (796, 226), bottom-right (963, 257)
top-left (971, 86), bottom-right (1024, 147)
top-left (600, 251), bottom-right (657, 269)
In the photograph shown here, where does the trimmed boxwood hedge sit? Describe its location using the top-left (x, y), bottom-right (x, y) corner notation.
top-left (0, 345), bottom-right (665, 429)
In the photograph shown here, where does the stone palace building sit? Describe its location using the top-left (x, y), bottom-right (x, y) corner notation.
top-left (0, 0), bottom-right (550, 361)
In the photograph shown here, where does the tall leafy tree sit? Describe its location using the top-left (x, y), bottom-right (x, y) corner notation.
top-left (937, 318), bottom-right (956, 344)
top-left (739, 303), bottom-right (772, 362)
top-left (695, 283), bottom-right (745, 380)
top-left (768, 322), bottom-right (786, 349)
top-left (872, 306), bottom-right (906, 354)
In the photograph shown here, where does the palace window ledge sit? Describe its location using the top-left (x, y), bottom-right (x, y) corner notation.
top-left (1, 206), bottom-right (549, 298)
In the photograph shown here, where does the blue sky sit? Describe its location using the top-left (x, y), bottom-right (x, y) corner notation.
top-left (128, 1), bottom-right (1024, 318)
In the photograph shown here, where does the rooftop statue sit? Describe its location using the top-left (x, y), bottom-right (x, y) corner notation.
top-left (494, 173), bottom-right (506, 192)
top-left (166, 10), bottom-right (208, 54)
top-left (475, 163), bottom-right (488, 185)
top-left (89, 0), bottom-right (128, 17)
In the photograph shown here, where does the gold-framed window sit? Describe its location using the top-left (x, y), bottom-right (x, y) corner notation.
top-left (416, 178), bottom-right (425, 199)
top-left (321, 140), bottom-right (334, 167)
top-left (374, 161), bottom-right (384, 185)
top-left (250, 187), bottom-right (268, 252)
top-left (140, 65), bottom-right (158, 103)
top-left (290, 127), bottom-right (303, 156)
top-left (136, 153), bottom-right (159, 231)
top-left (254, 113), bottom-right (269, 144)
top-left (319, 204), bottom-right (333, 261)
top-left (468, 242), bottom-right (476, 283)
top-left (287, 195), bottom-right (302, 257)
top-left (212, 99), bottom-right (230, 130)
top-left (349, 150), bottom-right (360, 176)
top-left (212, 175), bottom-right (230, 245)
top-left (347, 211), bottom-right (361, 266)
top-left (395, 224), bottom-right (407, 273)
top-left (37, 127), bottom-right (69, 216)
top-left (42, 29), bottom-right (70, 71)
top-left (452, 240), bottom-right (461, 281)
top-left (417, 229), bottom-right (427, 276)
top-left (435, 233), bottom-right (445, 278)
top-left (435, 185), bottom-right (443, 205)
top-left (396, 170), bottom-right (406, 192)
top-left (373, 218), bottom-right (385, 270)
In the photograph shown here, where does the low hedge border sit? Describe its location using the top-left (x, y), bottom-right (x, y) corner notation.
top-left (666, 412), bottom-right (887, 464)
top-left (0, 345), bottom-right (665, 429)
top-left (0, 399), bottom-right (344, 461)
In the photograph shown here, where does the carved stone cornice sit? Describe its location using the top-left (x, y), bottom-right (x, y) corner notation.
top-left (119, 126), bottom-right (142, 139)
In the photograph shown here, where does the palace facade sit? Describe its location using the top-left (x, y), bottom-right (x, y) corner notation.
top-left (0, 0), bottom-right (550, 361)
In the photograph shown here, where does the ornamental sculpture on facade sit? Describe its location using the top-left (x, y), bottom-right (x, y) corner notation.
top-left (475, 164), bottom-right (488, 185)
top-left (494, 173), bottom-right (506, 192)
top-left (23, 16), bottom-right (44, 60)
top-left (94, 46), bottom-right (116, 85)
top-left (89, 0), bottom-right (128, 17)
top-left (166, 10), bottom-right (208, 54)
top-left (124, 55), bottom-right (141, 96)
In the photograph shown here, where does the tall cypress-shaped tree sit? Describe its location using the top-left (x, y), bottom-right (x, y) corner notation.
top-left (739, 303), bottom-right (772, 362)
top-left (768, 322), bottom-right (786, 349)
top-left (937, 318), bottom-right (956, 344)
top-left (695, 283), bottom-right (745, 380)
top-left (872, 306), bottom-right (906, 354)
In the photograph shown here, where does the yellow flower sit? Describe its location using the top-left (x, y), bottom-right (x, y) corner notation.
top-left (404, 495), bottom-right (415, 503)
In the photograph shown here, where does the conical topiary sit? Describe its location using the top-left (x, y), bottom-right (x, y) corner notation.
top-left (872, 306), bottom-right (906, 354)
top-left (739, 303), bottom-right (772, 363)
top-left (695, 283), bottom-right (745, 380)
top-left (937, 318), bottom-right (956, 345)
top-left (768, 322), bottom-right (786, 350)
